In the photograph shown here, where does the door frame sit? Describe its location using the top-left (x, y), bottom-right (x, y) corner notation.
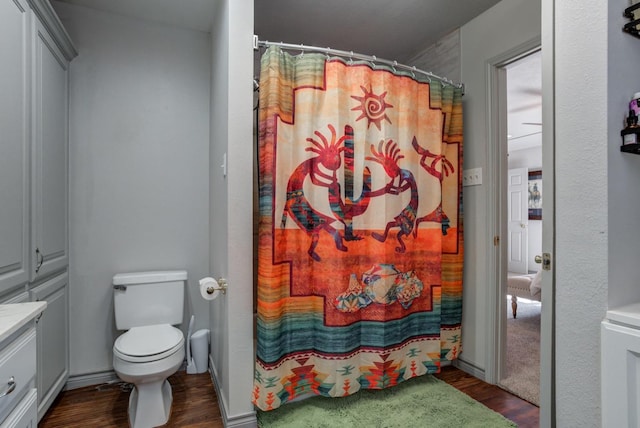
top-left (485, 37), bottom-right (540, 385)
top-left (484, 35), bottom-right (555, 426)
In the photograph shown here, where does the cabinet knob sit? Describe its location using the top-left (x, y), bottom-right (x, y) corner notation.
top-left (0, 377), bottom-right (16, 398)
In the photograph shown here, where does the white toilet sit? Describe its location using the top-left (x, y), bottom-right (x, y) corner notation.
top-left (112, 270), bottom-right (187, 428)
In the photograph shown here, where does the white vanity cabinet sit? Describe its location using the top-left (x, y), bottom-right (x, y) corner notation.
top-left (0, 0), bottom-right (76, 422)
top-left (30, 12), bottom-right (70, 281)
top-left (0, 0), bottom-right (31, 296)
top-left (29, 274), bottom-right (68, 420)
top-left (0, 0), bottom-right (72, 292)
top-left (0, 390), bottom-right (37, 428)
top-left (0, 302), bottom-right (46, 428)
top-left (601, 304), bottom-right (640, 427)
top-left (27, 2), bottom-right (75, 419)
top-left (0, 332), bottom-right (37, 428)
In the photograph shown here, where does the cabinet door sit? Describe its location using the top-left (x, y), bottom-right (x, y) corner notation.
top-left (0, 0), bottom-right (31, 294)
top-left (30, 273), bottom-right (68, 421)
top-left (31, 17), bottom-right (69, 281)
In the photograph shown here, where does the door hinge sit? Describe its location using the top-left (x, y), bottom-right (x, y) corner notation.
top-left (493, 236), bottom-right (500, 246)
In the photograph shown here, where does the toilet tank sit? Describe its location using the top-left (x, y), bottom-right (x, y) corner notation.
top-left (113, 270), bottom-right (186, 330)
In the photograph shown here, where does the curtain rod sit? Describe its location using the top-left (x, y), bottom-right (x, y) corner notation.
top-left (254, 36), bottom-right (464, 93)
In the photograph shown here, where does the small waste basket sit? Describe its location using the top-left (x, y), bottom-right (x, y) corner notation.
top-left (190, 329), bottom-right (210, 374)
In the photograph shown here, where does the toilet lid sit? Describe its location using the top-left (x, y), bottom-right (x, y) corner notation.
top-left (114, 324), bottom-right (184, 362)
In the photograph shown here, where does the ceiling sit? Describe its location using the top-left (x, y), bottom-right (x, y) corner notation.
top-left (254, 0), bottom-right (501, 63)
top-left (57, 0), bottom-right (502, 63)
top-left (507, 52), bottom-right (542, 152)
top-left (55, 0), bottom-right (540, 150)
top-left (56, 0), bottom-right (216, 32)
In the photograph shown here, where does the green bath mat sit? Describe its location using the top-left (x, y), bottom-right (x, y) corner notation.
top-left (257, 375), bottom-right (517, 428)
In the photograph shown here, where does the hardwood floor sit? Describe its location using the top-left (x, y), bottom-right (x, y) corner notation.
top-left (39, 372), bottom-right (223, 428)
top-left (41, 367), bottom-right (538, 427)
top-left (435, 366), bottom-right (540, 428)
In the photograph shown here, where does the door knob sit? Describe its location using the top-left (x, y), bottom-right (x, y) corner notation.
top-left (535, 255), bottom-right (542, 264)
top-left (520, 223), bottom-right (526, 228)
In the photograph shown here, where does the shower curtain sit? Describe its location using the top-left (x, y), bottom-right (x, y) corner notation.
top-left (253, 46), bottom-right (464, 411)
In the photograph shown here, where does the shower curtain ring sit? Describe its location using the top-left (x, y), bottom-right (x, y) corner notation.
top-left (349, 51), bottom-right (354, 65)
top-left (411, 66), bottom-right (416, 79)
top-left (392, 60), bottom-right (398, 73)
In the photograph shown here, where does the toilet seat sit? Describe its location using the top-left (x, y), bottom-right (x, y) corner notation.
top-left (114, 324), bottom-right (184, 363)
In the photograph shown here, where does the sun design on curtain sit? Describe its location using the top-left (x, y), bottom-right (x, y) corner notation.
top-left (351, 85), bottom-right (393, 130)
top-left (254, 46), bottom-right (464, 412)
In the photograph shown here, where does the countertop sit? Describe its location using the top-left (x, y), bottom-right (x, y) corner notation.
top-left (0, 302), bottom-right (47, 343)
top-left (606, 302), bottom-right (640, 329)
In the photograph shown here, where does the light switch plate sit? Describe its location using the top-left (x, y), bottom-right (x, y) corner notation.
top-left (462, 168), bottom-right (482, 186)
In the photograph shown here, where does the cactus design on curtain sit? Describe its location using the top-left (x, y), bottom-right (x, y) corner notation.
top-left (254, 46), bottom-right (464, 411)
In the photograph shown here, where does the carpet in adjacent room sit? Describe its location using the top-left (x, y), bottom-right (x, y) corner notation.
top-left (500, 297), bottom-right (541, 406)
top-left (257, 374), bottom-right (516, 428)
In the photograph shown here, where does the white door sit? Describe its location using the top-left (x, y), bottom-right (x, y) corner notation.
top-left (507, 168), bottom-right (528, 274)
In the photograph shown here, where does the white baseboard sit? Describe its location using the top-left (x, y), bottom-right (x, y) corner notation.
top-left (454, 358), bottom-right (486, 381)
top-left (65, 361), bottom-right (189, 391)
top-left (209, 355), bottom-right (257, 428)
top-left (65, 370), bottom-right (120, 390)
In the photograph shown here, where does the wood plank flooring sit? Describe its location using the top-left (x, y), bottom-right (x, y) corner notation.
top-left (435, 366), bottom-right (540, 428)
top-left (40, 367), bottom-right (538, 427)
top-left (39, 372), bottom-right (223, 428)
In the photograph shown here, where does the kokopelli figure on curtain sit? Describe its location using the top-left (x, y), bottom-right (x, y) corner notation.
top-left (412, 137), bottom-right (455, 236)
top-left (281, 124), bottom-right (349, 261)
top-left (282, 124), bottom-right (387, 261)
top-left (367, 140), bottom-right (419, 253)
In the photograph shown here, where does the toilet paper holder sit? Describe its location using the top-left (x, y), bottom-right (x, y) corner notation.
top-left (205, 277), bottom-right (227, 295)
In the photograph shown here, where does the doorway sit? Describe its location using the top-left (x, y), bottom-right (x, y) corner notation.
top-left (483, 38), bottom-right (553, 424)
top-left (501, 51), bottom-right (543, 405)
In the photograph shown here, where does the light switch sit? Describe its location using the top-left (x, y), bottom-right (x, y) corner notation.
top-left (462, 168), bottom-right (482, 186)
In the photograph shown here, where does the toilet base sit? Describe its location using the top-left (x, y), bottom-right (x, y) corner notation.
top-left (128, 379), bottom-right (172, 428)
